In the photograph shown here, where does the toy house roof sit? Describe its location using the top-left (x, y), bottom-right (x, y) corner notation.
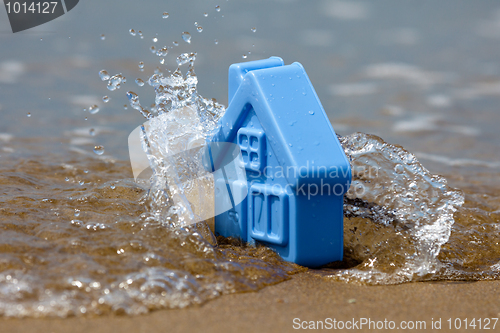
top-left (211, 57), bottom-right (351, 189)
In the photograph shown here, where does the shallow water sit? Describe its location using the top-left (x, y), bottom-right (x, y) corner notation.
top-left (1, 0), bottom-right (500, 318)
top-left (321, 133), bottom-right (500, 284)
top-left (1, 56), bottom-right (499, 317)
top-left (0, 142), bottom-right (302, 317)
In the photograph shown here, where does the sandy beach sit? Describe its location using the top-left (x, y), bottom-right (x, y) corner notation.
top-left (3, 272), bottom-right (500, 332)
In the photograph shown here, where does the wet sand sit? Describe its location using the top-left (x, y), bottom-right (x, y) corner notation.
top-left (3, 272), bottom-right (500, 332)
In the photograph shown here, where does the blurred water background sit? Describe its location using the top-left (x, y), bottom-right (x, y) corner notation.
top-left (0, 0), bottom-right (498, 165)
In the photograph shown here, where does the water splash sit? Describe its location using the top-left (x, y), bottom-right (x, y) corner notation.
top-left (155, 47), bottom-right (169, 57)
top-left (317, 133), bottom-right (465, 284)
top-left (107, 74), bottom-right (126, 91)
top-left (126, 91), bottom-right (152, 119)
top-left (130, 52), bottom-right (225, 232)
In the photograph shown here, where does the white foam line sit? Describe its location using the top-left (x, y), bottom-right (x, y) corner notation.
top-left (329, 83), bottom-right (377, 96)
top-left (321, 1), bottom-right (369, 20)
top-left (364, 62), bottom-right (451, 87)
top-left (415, 152), bottom-right (500, 169)
top-left (0, 133), bottom-right (13, 142)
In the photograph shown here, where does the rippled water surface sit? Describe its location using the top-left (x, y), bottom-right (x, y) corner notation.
top-left (1, 0), bottom-right (500, 319)
top-left (0, 144), bottom-right (302, 317)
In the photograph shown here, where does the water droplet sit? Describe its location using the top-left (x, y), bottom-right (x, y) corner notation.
top-left (93, 145), bottom-right (105, 155)
top-left (173, 41), bottom-right (179, 46)
top-left (127, 91), bottom-right (152, 119)
top-left (129, 29), bottom-right (136, 36)
top-left (135, 78), bottom-right (145, 87)
top-left (308, 110), bottom-right (314, 115)
top-left (123, 104), bottom-right (128, 110)
top-left (395, 164), bottom-right (405, 174)
top-left (251, 27), bottom-right (256, 33)
top-left (214, 39), bottom-right (218, 45)
top-left (197, 26), bottom-right (203, 33)
top-left (74, 209), bottom-right (80, 217)
top-left (65, 177), bottom-right (69, 182)
top-left (40, 38), bottom-right (42, 41)
top-left (150, 45), bottom-right (156, 54)
top-left (162, 12), bottom-right (169, 19)
top-left (288, 143), bottom-right (293, 147)
top-left (107, 74), bottom-right (125, 91)
top-left (26, 113), bottom-right (31, 117)
top-left (88, 105), bottom-right (100, 114)
top-left (155, 47), bottom-right (169, 57)
top-left (84, 117), bottom-right (88, 121)
top-left (100, 34), bottom-right (105, 40)
top-left (99, 70), bottom-right (110, 81)
top-left (160, 58), bottom-right (165, 65)
top-left (89, 128), bottom-right (96, 136)
top-left (228, 211), bottom-right (239, 222)
top-left (152, 37), bottom-right (158, 43)
top-left (203, 12), bottom-right (208, 17)
top-left (138, 31), bottom-right (143, 39)
top-left (181, 32), bottom-right (191, 44)
top-left (110, 184), bottom-right (116, 190)
top-left (78, 180), bottom-right (84, 186)
top-left (242, 54), bottom-right (247, 59)
top-left (176, 52), bottom-right (197, 66)
top-left (83, 170), bottom-right (89, 174)
top-left (138, 61), bottom-right (144, 69)
top-left (215, 5), bottom-right (221, 12)
top-left (102, 96), bottom-right (109, 103)
top-left (194, 21), bottom-right (198, 27)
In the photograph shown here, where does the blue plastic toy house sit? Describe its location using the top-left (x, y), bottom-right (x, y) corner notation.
top-left (207, 57), bottom-right (351, 267)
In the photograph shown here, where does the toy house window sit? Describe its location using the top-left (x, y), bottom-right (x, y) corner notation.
top-left (237, 128), bottom-right (266, 172)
